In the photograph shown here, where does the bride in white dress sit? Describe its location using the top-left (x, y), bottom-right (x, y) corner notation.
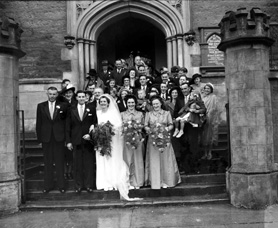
top-left (95, 94), bottom-right (138, 201)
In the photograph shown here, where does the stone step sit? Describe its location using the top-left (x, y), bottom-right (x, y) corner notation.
top-left (25, 182), bottom-right (226, 201)
top-left (26, 173), bottom-right (226, 190)
top-left (20, 193), bottom-right (229, 210)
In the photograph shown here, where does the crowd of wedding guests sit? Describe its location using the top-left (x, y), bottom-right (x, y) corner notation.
top-left (36, 56), bottom-right (219, 195)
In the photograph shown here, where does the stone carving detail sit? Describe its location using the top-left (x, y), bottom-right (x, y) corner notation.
top-left (76, 0), bottom-right (183, 19)
top-left (76, 1), bottom-right (96, 18)
top-left (167, 0), bottom-right (182, 16)
top-left (0, 16), bottom-right (23, 48)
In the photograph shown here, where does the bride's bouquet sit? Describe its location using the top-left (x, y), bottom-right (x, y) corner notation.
top-left (149, 123), bottom-right (171, 152)
top-left (90, 121), bottom-right (115, 156)
top-left (122, 120), bottom-right (143, 149)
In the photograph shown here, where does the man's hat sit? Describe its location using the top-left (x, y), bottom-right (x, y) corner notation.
top-left (101, 60), bottom-right (109, 66)
top-left (171, 66), bottom-right (180, 73)
top-left (87, 69), bottom-right (97, 77)
top-left (62, 84), bottom-right (75, 94)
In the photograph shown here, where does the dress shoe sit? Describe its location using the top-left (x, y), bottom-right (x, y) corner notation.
top-left (59, 188), bottom-right (66, 193)
top-left (86, 188), bottom-right (93, 193)
top-left (75, 188), bottom-right (82, 193)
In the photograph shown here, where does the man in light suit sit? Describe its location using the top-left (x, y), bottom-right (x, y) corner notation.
top-left (66, 90), bottom-right (98, 193)
top-left (36, 87), bottom-right (67, 193)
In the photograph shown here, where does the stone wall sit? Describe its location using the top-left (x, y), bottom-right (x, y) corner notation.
top-left (0, 1), bottom-right (70, 79)
top-left (1, 0), bottom-right (277, 132)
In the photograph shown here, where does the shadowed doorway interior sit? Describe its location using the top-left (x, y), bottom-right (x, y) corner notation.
top-left (97, 17), bottom-right (167, 70)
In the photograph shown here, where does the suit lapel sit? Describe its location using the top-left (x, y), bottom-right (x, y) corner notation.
top-left (83, 105), bottom-right (89, 120)
top-left (53, 102), bottom-right (59, 120)
top-left (73, 105), bottom-right (82, 122)
top-left (44, 102), bottom-right (51, 120)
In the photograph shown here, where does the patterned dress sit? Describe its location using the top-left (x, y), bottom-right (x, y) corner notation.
top-left (144, 110), bottom-right (181, 189)
top-left (121, 110), bottom-right (145, 187)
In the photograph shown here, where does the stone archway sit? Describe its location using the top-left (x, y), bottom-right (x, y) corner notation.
top-left (68, 0), bottom-right (190, 88)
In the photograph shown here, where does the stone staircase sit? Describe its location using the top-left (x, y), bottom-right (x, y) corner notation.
top-left (19, 126), bottom-right (230, 209)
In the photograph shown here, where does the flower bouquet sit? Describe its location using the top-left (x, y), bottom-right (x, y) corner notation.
top-left (149, 123), bottom-right (171, 152)
top-left (90, 121), bottom-right (115, 156)
top-left (122, 120), bottom-right (143, 149)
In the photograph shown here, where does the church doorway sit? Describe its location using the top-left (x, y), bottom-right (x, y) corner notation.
top-left (97, 17), bottom-right (167, 70)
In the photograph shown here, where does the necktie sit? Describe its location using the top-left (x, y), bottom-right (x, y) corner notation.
top-left (79, 105), bottom-right (84, 121)
top-left (50, 102), bottom-right (54, 119)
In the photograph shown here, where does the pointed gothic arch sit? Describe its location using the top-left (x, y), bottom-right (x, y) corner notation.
top-left (74, 0), bottom-right (189, 87)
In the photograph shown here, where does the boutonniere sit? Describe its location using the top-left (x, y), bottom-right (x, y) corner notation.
top-left (56, 105), bottom-right (60, 109)
top-left (86, 108), bottom-right (90, 112)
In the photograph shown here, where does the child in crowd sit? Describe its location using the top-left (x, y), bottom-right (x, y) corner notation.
top-left (173, 91), bottom-right (206, 138)
top-left (136, 89), bottom-right (149, 112)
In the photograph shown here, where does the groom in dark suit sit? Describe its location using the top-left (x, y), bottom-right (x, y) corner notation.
top-left (66, 90), bottom-right (98, 193)
top-left (36, 87), bottom-right (67, 193)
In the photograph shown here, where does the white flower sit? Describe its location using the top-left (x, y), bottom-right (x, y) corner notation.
top-left (56, 105), bottom-right (60, 109)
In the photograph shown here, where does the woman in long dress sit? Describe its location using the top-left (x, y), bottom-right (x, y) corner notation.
top-left (95, 94), bottom-right (136, 200)
top-left (144, 95), bottom-right (181, 189)
top-left (201, 83), bottom-right (219, 159)
top-left (121, 95), bottom-right (144, 189)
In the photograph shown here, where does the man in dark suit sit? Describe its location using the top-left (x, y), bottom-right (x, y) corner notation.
top-left (98, 60), bottom-right (113, 86)
top-left (159, 82), bottom-right (170, 101)
top-left (111, 59), bottom-right (127, 86)
top-left (174, 82), bottom-right (200, 174)
top-left (36, 87), bottom-right (67, 193)
top-left (66, 90), bottom-right (98, 193)
top-left (134, 74), bottom-right (151, 98)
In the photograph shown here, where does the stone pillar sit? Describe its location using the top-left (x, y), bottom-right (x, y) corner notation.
top-left (89, 40), bottom-right (96, 69)
top-left (0, 16), bottom-right (25, 213)
top-left (84, 40), bottom-right (90, 74)
top-left (176, 34), bottom-right (184, 67)
top-left (218, 8), bottom-right (277, 209)
top-left (77, 38), bottom-right (85, 89)
top-left (166, 37), bottom-right (172, 70)
top-left (171, 37), bottom-right (177, 66)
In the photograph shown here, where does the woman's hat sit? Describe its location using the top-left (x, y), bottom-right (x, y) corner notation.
top-left (205, 82), bottom-right (214, 93)
top-left (62, 84), bottom-right (75, 94)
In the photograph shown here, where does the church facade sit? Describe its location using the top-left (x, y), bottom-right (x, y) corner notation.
top-left (0, 0), bottom-right (277, 132)
top-left (1, 0), bottom-right (278, 212)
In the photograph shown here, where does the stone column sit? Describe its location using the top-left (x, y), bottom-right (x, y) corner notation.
top-left (176, 34), bottom-right (184, 67)
top-left (84, 40), bottom-right (90, 74)
top-left (166, 37), bottom-right (172, 70)
top-left (218, 8), bottom-right (277, 209)
top-left (0, 16), bottom-right (25, 213)
top-left (171, 37), bottom-right (177, 66)
top-left (77, 38), bottom-right (85, 89)
top-left (89, 40), bottom-right (96, 69)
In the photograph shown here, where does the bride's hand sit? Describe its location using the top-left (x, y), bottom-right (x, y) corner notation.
top-left (89, 125), bottom-right (94, 133)
top-left (83, 134), bottom-right (90, 141)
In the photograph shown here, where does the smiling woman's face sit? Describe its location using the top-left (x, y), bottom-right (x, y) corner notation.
top-left (99, 97), bottom-right (109, 110)
top-left (204, 85), bottom-right (212, 95)
top-left (127, 98), bottom-right (135, 110)
top-left (152, 98), bottom-right (161, 111)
